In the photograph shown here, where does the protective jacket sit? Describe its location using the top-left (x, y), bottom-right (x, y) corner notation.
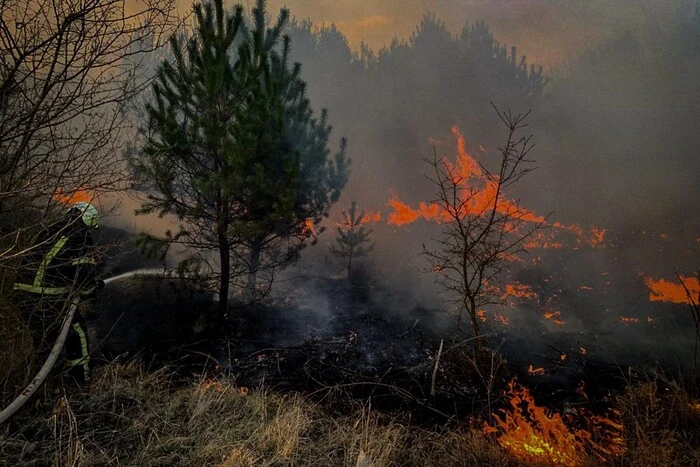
top-left (13, 219), bottom-right (97, 297)
top-left (13, 216), bottom-right (97, 383)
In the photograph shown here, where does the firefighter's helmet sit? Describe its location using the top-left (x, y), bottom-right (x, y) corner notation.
top-left (69, 202), bottom-right (99, 229)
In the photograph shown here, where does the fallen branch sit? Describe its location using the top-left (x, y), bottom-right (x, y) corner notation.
top-left (0, 295), bottom-right (80, 424)
top-left (430, 339), bottom-right (444, 397)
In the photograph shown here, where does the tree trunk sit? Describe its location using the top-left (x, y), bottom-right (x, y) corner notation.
top-left (218, 221), bottom-right (230, 329)
top-left (245, 239), bottom-right (261, 303)
top-left (468, 296), bottom-right (483, 350)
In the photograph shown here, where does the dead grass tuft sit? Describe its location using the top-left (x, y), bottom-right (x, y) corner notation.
top-left (2, 361), bottom-right (700, 466)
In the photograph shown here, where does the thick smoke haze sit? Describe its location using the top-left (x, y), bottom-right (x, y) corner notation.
top-left (115, 0), bottom-right (699, 367)
top-left (262, 0), bottom-right (688, 68)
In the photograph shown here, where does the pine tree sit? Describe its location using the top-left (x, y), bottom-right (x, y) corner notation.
top-left (128, 0), bottom-right (348, 324)
top-left (330, 201), bottom-right (374, 278)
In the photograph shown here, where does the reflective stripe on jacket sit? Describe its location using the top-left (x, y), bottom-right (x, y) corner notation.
top-left (13, 220), bottom-right (96, 296)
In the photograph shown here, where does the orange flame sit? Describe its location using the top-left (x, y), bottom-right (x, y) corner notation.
top-left (486, 381), bottom-right (586, 465)
top-left (486, 380), bottom-right (625, 465)
top-left (386, 126), bottom-right (606, 248)
top-left (645, 275), bottom-right (699, 305)
top-left (303, 218), bottom-right (317, 237)
top-left (544, 311), bottom-right (566, 326)
top-left (360, 211), bottom-right (381, 223)
top-left (495, 314), bottom-right (510, 326)
top-left (52, 186), bottom-right (95, 205)
top-left (503, 282), bottom-right (538, 301)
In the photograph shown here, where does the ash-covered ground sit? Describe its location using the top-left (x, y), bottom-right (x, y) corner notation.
top-left (89, 225), bottom-right (697, 422)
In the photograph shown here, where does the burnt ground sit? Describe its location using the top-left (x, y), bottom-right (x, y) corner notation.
top-left (90, 270), bottom-right (683, 428)
top-left (88, 225), bottom-right (698, 427)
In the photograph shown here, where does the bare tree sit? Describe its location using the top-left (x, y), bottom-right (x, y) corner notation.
top-left (422, 105), bottom-right (546, 348)
top-left (0, 0), bottom-right (178, 264)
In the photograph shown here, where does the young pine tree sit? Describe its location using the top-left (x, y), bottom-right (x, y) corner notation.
top-left (128, 0), bottom-right (348, 326)
top-left (330, 201), bottom-right (375, 278)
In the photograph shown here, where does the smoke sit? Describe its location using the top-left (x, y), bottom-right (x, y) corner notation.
top-left (107, 0), bottom-right (699, 371)
top-left (268, 0), bottom-right (699, 367)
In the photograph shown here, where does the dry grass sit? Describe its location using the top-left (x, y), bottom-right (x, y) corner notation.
top-left (610, 379), bottom-right (700, 466)
top-left (1, 361), bottom-right (700, 466)
top-left (0, 300), bottom-right (33, 404)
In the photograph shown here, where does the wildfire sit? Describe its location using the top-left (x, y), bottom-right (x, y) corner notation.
top-left (645, 275), bottom-right (699, 305)
top-left (302, 218), bottom-right (317, 237)
top-left (524, 232), bottom-right (564, 250)
top-left (502, 282), bottom-right (538, 301)
top-left (52, 186), bottom-right (95, 205)
top-left (386, 126), bottom-right (606, 249)
top-left (495, 313), bottom-right (510, 326)
top-left (360, 211), bottom-right (381, 223)
top-left (544, 311), bottom-right (566, 326)
top-left (485, 380), bottom-right (625, 466)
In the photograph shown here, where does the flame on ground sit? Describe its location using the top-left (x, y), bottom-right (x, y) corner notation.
top-left (544, 311), bottom-right (566, 326)
top-left (386, 126), bottom-right (606, 248)
top-left (360, 211), bottom-right (382, 223)
top-left (485, 380), bottom-right (625, 465)
top-left (52, 186), bottom-right (95, 205)
top-left (502, 282), bottom-right (538, 301)
top-left (645, 275), bottom-right (699, 305)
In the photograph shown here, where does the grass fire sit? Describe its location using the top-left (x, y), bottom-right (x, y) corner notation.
top-left (1, 0), bottom-right (699, 465)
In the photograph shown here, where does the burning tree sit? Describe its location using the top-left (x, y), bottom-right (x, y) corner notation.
top-left (128, 0), bottom-right (348, 322)
top-left (422, 106), bottom-right (546, 346)
top-left (330, 201), bottom-right (375, 279)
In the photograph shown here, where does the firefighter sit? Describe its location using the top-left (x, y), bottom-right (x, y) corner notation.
top-left (13, 201), bottom-right (100, 384)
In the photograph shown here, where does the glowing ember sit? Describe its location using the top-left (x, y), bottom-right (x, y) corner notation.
top-left (485, 380), bottom-right (625, 465)
top-left (578, 285), bottom-right (593, 291)
top-left (579, 347), bottom-right (587, 355)
top-left (477, 309), bottom-right (487, 322)
top-left (544, 311), bottom-right (566, 326)
top-left (495, 314), bottom-right (511, 325)
top-left (645, 275), bottom-right (699, 305)
top-left (620, 316), bottom-right (639, 324)
top-left (199, 379), bottom-right (227, 393)
top-left (503, 282), bottom-right (538, 301)
top-left (528, 365), bottom-right (545, 375)
top-left (524, 232), bottom-right (564, 249)
top-left (303, 218), bottom-right (318, 237)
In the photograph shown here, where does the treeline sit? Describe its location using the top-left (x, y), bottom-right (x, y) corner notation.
top-left (275, 5), bottom-right (700, 231)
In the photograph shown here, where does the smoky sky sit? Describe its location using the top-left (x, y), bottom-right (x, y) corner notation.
top-left (259, 0), bottom-right (687, 67)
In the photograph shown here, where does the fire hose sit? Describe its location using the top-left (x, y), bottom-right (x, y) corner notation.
top-left (0, 295), bottom-right (80, 424)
